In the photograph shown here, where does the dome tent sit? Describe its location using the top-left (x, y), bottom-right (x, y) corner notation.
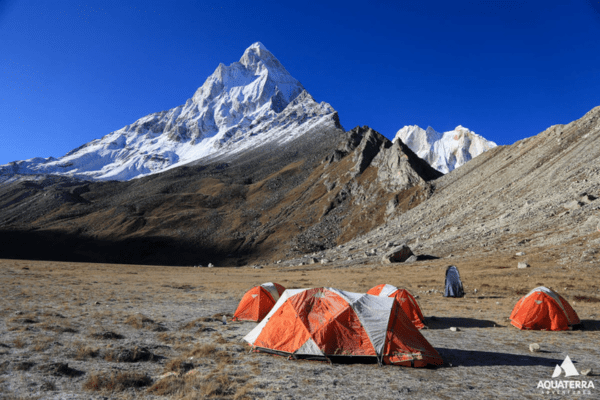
top-left (367, 284), bottom-right (425, 329)
top-left (444, 265), bottom-right (464, 297)
top-left (510, 286), bottom-right (580, 331)
top-left (243, 287), bottom-right (443, 367)
top-left (233, 282), bottom-right (286, 322)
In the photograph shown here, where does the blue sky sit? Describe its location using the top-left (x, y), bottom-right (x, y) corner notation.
top-left (1, 0), bottom-right (600, 165)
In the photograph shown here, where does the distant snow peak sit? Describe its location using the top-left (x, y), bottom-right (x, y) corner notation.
top-left (393, 125), bottom-right (496, 173)
top-left (0, 43), bottom-right (341, 181)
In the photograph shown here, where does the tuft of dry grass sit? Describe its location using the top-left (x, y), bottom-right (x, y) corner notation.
top-left (157, 333), bottom-right (195, 347)
top-left (8, 316), bottom-right (38, 325)
top-left (186, 343), bottom-right (217, 358)
top-left (73, 342), bottom-right (99, 360)
top-left (233, 380), bottom-right (256, 400)
top-left (212, 332), bottom-right (228, 344)
top-left (89, 330), bottom-right (124, 340)
top-left (40, 319), bottom-right (78, 333)
top-left (180, 318), bottom-right (205, 330)
top-left (14, 361), bottom-right (35, 371)
top-left (147, 372), bottom-right (254, 399)
top-left (38, 362), bottom-right (81, 377)
top-left (83, 371), bottom-right (152, 392)
top-left (147, 376), bottom-right (188, 397)
top-left (124, 314), bottom-right (155, 329)
top-left (186, 343), bottom-right (232, 366)
top-left (40, 380), bottom-right (57, 391)
top-left (573, 295), bottom-right (600, 303)
top-left (32, 336), bottom-right (54, 352)
top-left (104, 346), bottom-right (154, 363)
top-left (164, 358), bottom-right (194, 374)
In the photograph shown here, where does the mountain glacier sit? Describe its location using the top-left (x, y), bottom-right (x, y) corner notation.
top-left (0, 42), bottom-right (341, 181)
top-left (393, 125), bottom-right (497, 173)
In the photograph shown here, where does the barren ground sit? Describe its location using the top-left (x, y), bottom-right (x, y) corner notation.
top-left (0, 252), bottom-right (598, 399)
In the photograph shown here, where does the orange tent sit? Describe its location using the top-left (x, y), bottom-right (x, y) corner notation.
top-left (233, 282), bottom-right (286, 322)
top-left (510, 286), bottom-right (580, 331)
top-left (367, 284), bottom-right (425, 329)
top-left (243, 287), bottom-right (443, 367)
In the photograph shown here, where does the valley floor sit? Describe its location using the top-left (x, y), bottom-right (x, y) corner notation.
top-left (0, 254), bottom-right (598, 399)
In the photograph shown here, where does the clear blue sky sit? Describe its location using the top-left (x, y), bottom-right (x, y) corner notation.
top-left (1, 0), bottom-right (600, 165)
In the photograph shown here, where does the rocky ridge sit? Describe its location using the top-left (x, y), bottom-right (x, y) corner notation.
top-left (0, 122), bottom-right (441, 266)
top-left (276, 106), bottom-right (600, 268)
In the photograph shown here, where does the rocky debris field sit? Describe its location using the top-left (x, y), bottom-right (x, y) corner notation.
top-left (1, 255), bottom-right (598, 399)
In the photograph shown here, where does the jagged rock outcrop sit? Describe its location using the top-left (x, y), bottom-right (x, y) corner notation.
top-left (326, 126), bottom-right (442, 193)
top-left (372, 136), bottom-right (443, 192)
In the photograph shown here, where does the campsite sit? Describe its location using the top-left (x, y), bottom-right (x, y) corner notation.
top-left (1, 249), bottom-right (598, 399)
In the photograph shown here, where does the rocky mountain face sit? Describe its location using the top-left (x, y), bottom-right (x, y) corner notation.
top-left (0, 42), bottom-right (340, 181)
top-left (279, 106), bottom-right (600, 269)
top-left (0, 122), bottom-right (441, 265)
top-left (394, 125), bottom-right (497, 173)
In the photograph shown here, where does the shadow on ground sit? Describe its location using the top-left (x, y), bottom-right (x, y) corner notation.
top-left (437, 348), bottom-right (563, 367)
top-left (426, 317), bottom-right (499, 329)
top-left (0, 229), bottom-right (252, 266)
top-left (580, 319), bottom-right (600, 331)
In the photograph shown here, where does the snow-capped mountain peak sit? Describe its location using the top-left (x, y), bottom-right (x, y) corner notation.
top-left (393, 125), bottom-right (496, 173)
top-left (1, 43), bottom-right (341, 181)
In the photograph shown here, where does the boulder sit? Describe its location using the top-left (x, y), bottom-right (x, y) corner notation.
top-left (518, 262), bottom-right (530, 269)
top-left (381, 244), bottom-right (414, 263)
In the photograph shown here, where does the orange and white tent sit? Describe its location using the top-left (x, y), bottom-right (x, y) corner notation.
top-left (510, 286), bottom-right (580, 331)
top-left (243, 287), bottom-right (443, 367)
top-left (367, 284), bottom-right (425, 329)
top-left (233, 282), bottom-right (286, 322)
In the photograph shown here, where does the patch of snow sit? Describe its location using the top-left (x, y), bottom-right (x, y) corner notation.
top-left (393, 125), bottom-right (496, 173)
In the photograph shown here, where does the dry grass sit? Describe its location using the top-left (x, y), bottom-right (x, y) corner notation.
top-left (103, 346), bottom-right (154, 363)
top-left (180, 318), bottom-right (205, 330)
top-left (148, 372), bottom-right (254, 399)
top-left (124, 314), bottom-right (155, 329)
top-left (83, 371), bottom-right (152, 392)
top-left (573, 295), bottom-right (600, 303)
top-left (186, 343), bottom-right (217, 358)
top-left (32, 336), bottom-right (54, 352)
top-left (40, 317), bottom-right (78, 333)
top-left (164, 358), bottom-right (195, 374)
top-left (13, 361), bottom-right (35, 371)
top-left (157, 332), bottom-right (195, 348)
top-left (73, 342), bottom-right (99, 360)
top-left (1, 254), bottom-right (599, 399)
top-left (147, 375), bottom-right (187, 396)
top-left (89, 330), bottom-right (124, 340)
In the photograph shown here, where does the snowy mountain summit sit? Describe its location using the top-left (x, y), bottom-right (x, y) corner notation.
top-left (393, 125), bottom-right (496, 173)
top-left (1, 42), bottom-right (341, 181)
